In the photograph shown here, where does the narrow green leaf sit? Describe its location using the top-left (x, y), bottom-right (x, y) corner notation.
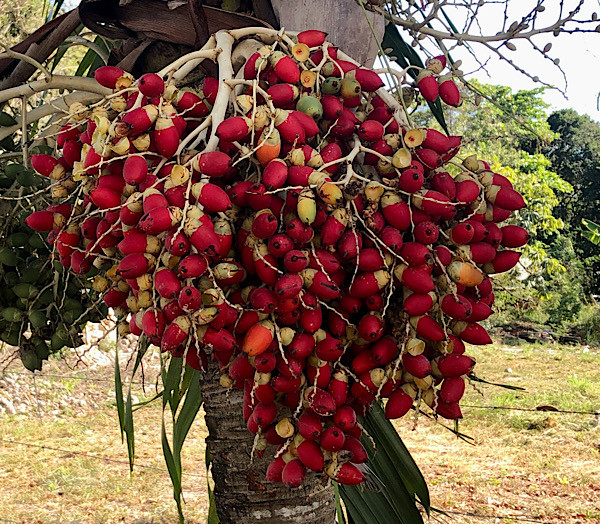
top-left (114, 346), bottom-right (125, 442)
top-left (173, 369), bottom-right (202, 467)
top-left (124, 385), bottom-right (135, 472)
top-left (381, 24), bottom-right (449, 134)
top-left (363, 403), bottom-right (430, 513)
top-left (207, 483), bottom-right (219, 524)
top-left (132, 390), bottom-right (163, 411)
top-left (162, 354), bottom-right (184, 413)
top-left (162, 418), bottom-right (184, 524)
top-left (333, 482), bottom-right (347, 524)
top-left (74, 37), bottom-right (110, 78)
top-left (468, 374), bottom-right (526, 391)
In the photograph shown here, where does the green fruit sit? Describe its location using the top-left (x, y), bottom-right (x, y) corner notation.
top-left (0, 247), bottom-right (19, 266)
top-left (0, 288), bottom-right (17, 302)
top-left (321, 77), bottom-right (341, 95)
top-left (1, 330), bottom-right (20, 346)
top-left (50, 332), bottom-right (68, 351)
top-left (28, 310), bottom-right (47, 330)
top-left (16, 169), bottom-right (36, 187)
top-left (28, 234), bottom-right (47, 250)
top-left (33, 339), bottom-right (50, 361)
top-left (4, 271), bottom-right (20, 287)
top-left (12, 283), bottom-right (38, 299)
top-left (35, 288), bottom-right (53, 306)
top-left (296, 96), bottom-right (323, 120)
top-left (6, 232), bottom-right (29, 248)
top-left (19, 346), bottom-right (42, 372)
top-left (0, 111), bottom-right (18, 127)
top-left (2, 307), bottom-right (23, 323)
top-left (4, 162), bottom-right (24, 178)
top-left (15, 298), bottom-right (29, 310)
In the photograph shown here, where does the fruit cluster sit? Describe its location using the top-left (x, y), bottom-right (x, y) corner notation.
top-left (0, 157), bottom-right (107, 370)
top-left (21, 28), bottom-right (527, 487)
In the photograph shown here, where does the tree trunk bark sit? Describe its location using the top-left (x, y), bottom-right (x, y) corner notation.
top-left (199, 4), bottom-right (381, 522)
top-left (270, 0), bottom-right (384, 67)
top-left (201, 363), bottom-right (336, 524)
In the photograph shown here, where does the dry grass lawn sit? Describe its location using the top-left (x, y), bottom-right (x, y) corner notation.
top-left (0, 339), bottom-right (598, 523)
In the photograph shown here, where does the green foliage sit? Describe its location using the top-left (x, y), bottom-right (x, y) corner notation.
top-left (546, 109), bottom-right (600, 294)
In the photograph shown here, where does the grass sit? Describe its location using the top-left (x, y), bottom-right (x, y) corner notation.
top-left (0, 341), bottom-right (599, 523)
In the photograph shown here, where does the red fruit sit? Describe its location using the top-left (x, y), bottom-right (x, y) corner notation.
top-left (430, 171), bottom-right (456, 199)
top-left (142, 309), bottom-right (165, 340)
top-left (342, 435), bottom-right (368, 463)
top-left (357, 248), bottom-right (385, 272)
top-left (193, 182), bottom-right (231, 213)
top-left (413, 221), bottom-right (439, 245)
top-left (266, 457), bottom-right (286, 483)
top-left (155, 268), bottom-right (181, 298)
top-left (453, 321), bottom-right (492, 345)
top-left (122, 155), bottom-right (148, 185)
top-left (283, 250), bottom-right (309, 273)
top-left (253, 402), bottom-right (278, 428)
top-left (455, 179), bottom-right (480, 204)
top-left (272, 54), bottom-right (300, 83)
top-left (352, 68), bottom-right (384, 92)
top-left (94, 65), bottom-right (124, 89)
top-left (175, 90), bottom-right (210, 117)
top-left (297, 29), bottom-right (327, 47)
top-left (281, 459), bottom-right (306, 488)
top-left (216, 116), bottom-right (252, 142)
top-left (320, 426), bottom-right (345, 452)
top-left (121, 105), bottom-right (158, 137)
top-left (251, 211), bottom-right (278, 239)
top-left (438, 76), bottom-right (461, 107)
top-left (203, 77), bottom-right (219, 105)
top-left (268, 234), bottom-right (294, 258)
top-left (403, 293), bottom-right (434, 316)
top-left (163, 230), bottom-right (189, 257)
top-left (416, 70), bottom-right (439, 101)
top-left (333, 405), bottom-right (357, 431)
top-left (501, 225), bottom-right (529, 248)
top-left (194, 151), bottom-right (233, 178)
top-left (440, 377), bottom-right (466, 403)
top-left (451, 222), bottom-right (475, 244)
top-left (153, 118), bottom-right (179, 158)
top-left (297, 440), bottom-right (325, 472)
top-left (321, 95), bottom-right (344, 120)
top-left (414, 148), bottom-right (442, 169)
top-left (178, 286), bottom-right (203, 312)
top-left (138, 73), bottom-right (164, 97)
top-left (401, 242), bottom-right (431, 266)
top-left (263, 159), bottom-right (288, 190)
top-left (315, 336), bottom-right (344, 361)
top-left (177, 254), bottom-right (208, 278)
top-left (403, 353), bottom-right (432, 379)
top-left (437, 353), bottom-right (476, 377)
top-left (358, 120), bottom-right (384, 142)
top-left (486, 186), bottom-right (525, 210)
top-left (330, 463), bottom-right (365, 486)
top-left (138, 207), bottom-right (176, 235)
top-left (25, 211), bottom-right (55, 231)
top-left (411, 315), bottom-right (446, 342)
top-left (483, 250), bottom-right (521, 274)
top-left (381, 194), bottom-right (411, 230)
top-left (103, 287), bottom-right (128, 307)
top-left (90, 187), bottom-right (122, 209)
top-left (306, 387), bottom-right (336, 417)
top-left (297, 412), bottom-right (323, 441)
top-left (349, 270), bottom-right (390, 299)
top-left (358, 314), bottom-right (384, 341)
top-left (385, 389), bottom-right (414, 419)
top-left (441, 294), bottom-right (473, 320)
top-left (117, 253), bottom-right (152, 279)
top-left (436, 401), bottom-right (463, 420)
top-left (380, 226), bottom-right (403, 253)
top-left (399, 266), bottom-right (434, 294)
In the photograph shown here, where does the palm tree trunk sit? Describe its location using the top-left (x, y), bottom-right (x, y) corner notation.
top-left (201, 363), bottom-right (336, 524)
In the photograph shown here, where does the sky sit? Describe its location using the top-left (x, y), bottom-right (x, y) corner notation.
top-left (413, 0), bottom-right (600, 122)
